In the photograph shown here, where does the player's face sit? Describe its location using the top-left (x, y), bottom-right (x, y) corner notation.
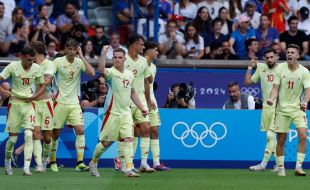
top-left (22, 54), bottom-right (35, 69)
top-left (135, 39), bottom-right (145, 54)
top-left (113, 52), bottom-right (125, 69)
top-left (65, 46), bottom-right (77, 59)
top-left (149, 47), bottom-right (159, 60)
top-left (286, 48), bottom-right (300, 64)
top-left (228, 85), bottom-right (240, 102)
top-left (264, 52), bottom-right (276, 68)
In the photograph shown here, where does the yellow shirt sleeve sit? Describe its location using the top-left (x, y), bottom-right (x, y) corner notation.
top-left (250, 63), bottom-right (261, 83)
top-left (0, 63), bottom-right (12, 80)
top-left (303, 70), bottom-right (310, 89)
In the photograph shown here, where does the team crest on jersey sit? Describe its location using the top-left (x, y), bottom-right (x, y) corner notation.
top-left (263, 70), bottom-right (266, 72)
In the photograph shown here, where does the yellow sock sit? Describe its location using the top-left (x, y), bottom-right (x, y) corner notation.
top-left (24, 130), bottom-right (33, 168)
top-left (151, 139), bottom-right (160, 166)
top-left (91, 142), bottom-right (105, 164)
top-left (5, 136), bottom-right (17, 162)
top-left (296, 152), bottom-right (305, 169)
top-left (51, 139), bottom-right (58, 162)
top-left (75, 135), bottom-right (85, 162)
top-left (42, 142), bottom-right (52, 160)
top-left (276, 156), bottom-right (284, 168)
top-left (118, 141), bottom-right (125, 163)
top-left (123, 142), bottom-right (133, 170)
top-left (33, 140), bottom-right (42, 165)
top-left (263, 130), bottom-right (276, 163)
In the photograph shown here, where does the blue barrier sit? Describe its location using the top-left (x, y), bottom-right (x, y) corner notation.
top-left (0, 108), bottom-right (309, 168)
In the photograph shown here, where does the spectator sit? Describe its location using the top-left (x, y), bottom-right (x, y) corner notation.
top-left (19, 0), bottom-right (45, 20)
top-left (32, 4), bottom-right (56, 33)
top-left (239, 0), bottom-right (261, 29)
top-left (280, 15), bottom-right (309, 60)
top-left (56, 1), bottom-right (89, 34)
top-left (297, 7), bottom-right (310, 35)
top-left (1, 0), bottom-right (16, 19)
top-left (193, 6), bottom-right (213, 38)
top-left (158, 20), bottom-right (183, 60)
top-left (244, 0), bottom-right (263, 13)
top-left (11, 7), bottom-right (30, 36)
top-left (225, 0), bottom-right (244, 20)
top-left (263, 0), bottom-right (290, 33)
top-left (159, 0), bottom-right (172, 20)
top-left (137, 2), bottom-right (166, 39)
top-left (221, 40), bottom-right (237, 60)
top-left (82, 40), bottom-right (98, 59)
top-left (229, 14), bottom-right (256, 59)
top-left (29, 15), bottom-right (59, 44)
top-left (90, 25), bottom-right (109, 56)
top-left (285, 0), bottom-right (298, 24)
top-left (0, 2), bottom-right (13, 55)
top-left (204, 17), bottom-right (228, 55)
top-left (81, 77), bottom-right (108, 108)
top-left (244, 38), bottom-right (259, 60)
top-left (205, 43), bottom-right (223, 59)
top-left (182, 22), bottom-right (204, 60)
top-left (106, 32), bottom-right (128, 60)
top-left (218, 6), bottom-right (234, 36)
top-left (197, 0), bottom-right (223, 19)
top-left (116, 0), bottom-right (132, 24)
top-left (50, 0), bottom-right (80, 20)
top-left (255, 14), bottom-right (279, 59)
top-left (271, 42), bottom-right (286, 60)
top-left (174, 0), bottom-right (197, 22)
top-left (2, 22), bottom-right (28, 57)
top-left (60, 23), bottom-right (86, 49)
top-left (223, 81), bottom-right (255, 110)
top-left (46, 40), bottom-right (58, 59)
top-left (297, 0), bottom-right (310, 11)
top-left (0, 81), bottom-right (10, 107)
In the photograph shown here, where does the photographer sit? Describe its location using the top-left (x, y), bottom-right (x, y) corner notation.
top-left (81, 76), bottom-right (108, 108)
top-left (164, 82), bottom-right (196, 109)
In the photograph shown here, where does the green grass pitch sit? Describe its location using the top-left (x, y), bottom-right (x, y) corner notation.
top-left (0, 168), bottom-right (309, 190)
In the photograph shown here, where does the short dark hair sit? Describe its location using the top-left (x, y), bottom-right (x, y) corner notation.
top-left (0, 2), bottom-right (4, 6)
top-left (228, 81), bottom-right (239, 88)
top-left (38, 4), bottom-right (47, 12)
top-left (260, 14), bottom-right (269, 20)
top-left (167, 19), bottom-right (177, 26)
top-left (212, 17), bottom-right (224, 27)
top-left (264, 48), bottom-right (276, 55)
top-left (286, 44), bottom-right (300, 52)
top-left (113, 48), bottom-right (126, 56)
top-left (245, 38), bottom-right (257, 51)
top-left (95, 25), bottom-right (104, 31)
top-left (21, 47), bottom-right (35, 57)
top-left (144, 41), bottom-right (158, 55)
top-left (65, 38), bottom-right (79, 48)
top-left (65, 0), bottom-right (77, 8)
top-left (12, 22), bottom-right (24, 33)
top-left (127, 33), bottom-right (144, 48)
top-left (288, 15), bottom-right (298, 24)
top-left (31, 41), bottom-right (47, 55)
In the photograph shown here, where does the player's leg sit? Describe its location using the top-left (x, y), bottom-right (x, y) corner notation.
top-left (33, 126), bottom-right (44, 172)
top-left (4, 103), bottom-right (20, 175)
top-left (51, 102), bottom-right (67, 172)
top-left (42, 130), bottom-right (52, 170)
top-left (294, 113), bottom-right (308, 176)
top-left (90, 140), bottom-right (111, 177)
top-left (274, 114), bottom-right (291, 177)
top-left (150, 109), bottom-right (170, 171)
top-left (22, 103), bottom-right (36, 176)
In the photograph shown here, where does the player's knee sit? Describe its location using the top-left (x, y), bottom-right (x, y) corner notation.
top-left (101, 141), bottom-right (111, 148)
top-left (33, 130), bottom-right (41, 140)
top-left (75, 126), bottom-right (84, 135)
top-left (267, 130), bottom-right (276, 141)
top-left (44, 135), bottom-right (52, 144)
top-left (150, 129), bottom-right (158, 139)
top-left (24, 130), bottom-right (33, 142)
top-left (298, 133), bottom-right (307, 142)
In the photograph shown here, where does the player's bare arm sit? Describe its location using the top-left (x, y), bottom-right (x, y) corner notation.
top-left (267, 84), bottom-right (280, 106)
top-left (244, 57), bottom-right (257, 86)
top-left (301, 87), bottom-right (310, 111)
top-left (131, 88), bottom-right (149, 116)
top-left (77, 46), bottom-right (95, 77)
top-left (98, 45), bottom-right (109, 78)
top-left (144, 77), bottom-right (151, 107)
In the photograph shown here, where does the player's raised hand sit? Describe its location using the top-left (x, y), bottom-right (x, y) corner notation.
top-left (1, 89), bottom-right (11, 98)
top-left (77, 46), bottom-right (83, 57)
top-left (250, 57), bottom-right (258, 68)
top-left (100, 45), bottom-right (109, 57)
top-left (300, 102), bottom-right (308, 112)
top-left (267, 98), bottom-right (273, 106)
top-left (141, 108), bottom-right (149, 117)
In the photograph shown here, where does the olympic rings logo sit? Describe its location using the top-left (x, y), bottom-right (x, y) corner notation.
top-left (241, 87), bottom-right (260, 96)
top-left (172, 121), bottom-right (227, 148)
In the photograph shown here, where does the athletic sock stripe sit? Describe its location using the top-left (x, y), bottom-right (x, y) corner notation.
top-left (100, 96), bottom-right (113, 132)
top-left (47, 101), bottom-right (54, 117)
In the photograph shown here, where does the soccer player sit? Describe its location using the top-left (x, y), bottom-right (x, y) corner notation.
top-left (143, 41), bottom-right (171, 171)
top-left (244, 49), bottom-right (279, 171)
top-left (267, 44), bottom-right (310, 177)
top-left (89, 46), bottom-right (148, 177)
top-left (0, 47), bottom-right (46, 175)
top-left (51, 39), bottom-right (95, 172)
top-left (118, 33), bottom-right (154, 172)
top-left (31, 41), bottom-right (55, 172)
